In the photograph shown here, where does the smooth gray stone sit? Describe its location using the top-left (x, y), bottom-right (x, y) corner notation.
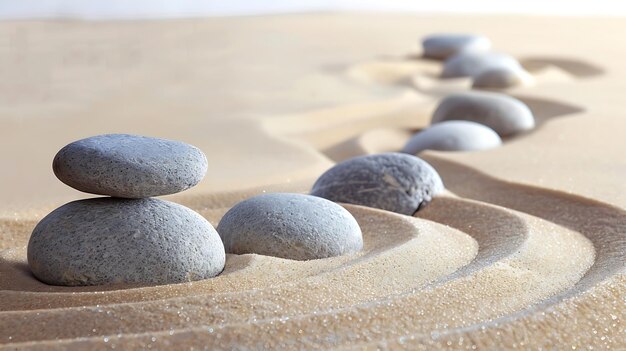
top-left (402, 121), bottom-right (502, 154)
top-left (310, 153), bottom-right (444, 215)
top-left (422, 34), bottom-right (491, 60)
top-left (442, 52), bottom-right (523, 78)
top-left (28, 198), bottom-right (225, 286)
top-left (217, 193), bottom-right (363, 261)
top-left (53, 134), bottom-right (208, 198)
top-left (431, 91), bottom-right (535, 136)
top-left (472, 67), bottom-right (533, 89)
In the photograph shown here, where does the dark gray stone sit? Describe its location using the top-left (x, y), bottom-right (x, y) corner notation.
top-left (28, 198), bottom-right (225, 286)
top-left (442, 52), bottom-right (523, 78)
top-left (310, 153), bottom-right (444, 215)
top-left (431, 91), bottom-right (535, 136)
top-left (217, 193), bottom-right (363, 261)
top-left (53, 134), bottom-right (208, 198)
top-left (422, 34), bottom-right (491, 60)
top-left (401, 121), bottom-right (502, 154)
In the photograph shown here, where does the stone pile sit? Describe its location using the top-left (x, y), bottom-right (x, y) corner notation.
top-left (28, 134), bottom-right (225, 286)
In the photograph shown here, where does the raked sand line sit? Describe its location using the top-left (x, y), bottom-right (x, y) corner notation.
top-left (0, 206), bottom-right (476, 342)
top-left (0, 205), bottom-right (412, 308)
top-left (426, 156), bottom-right (626, 291)
top-left (117, 210), bottom-right (593, 350)
top-left (323, 128), bottom-right (413, 163)
top-left (352, 157), bottom-right (626, 350)
top-left (1, 194), bottom-right (526, 306)
top-left (136, 211), bottom-right (591, 349)
top-left (519, 56), bottom-right (605, 78)
top-left (318, 88), bottom-right (587, 163)
top-left (262, 92), bottom-right (431, 151)
top-left (415, 196), bottom-right (527, 285)
top-left (1, 203), bottom-right (595, 350)
top-left (361, 276), bottom-right (625, 350)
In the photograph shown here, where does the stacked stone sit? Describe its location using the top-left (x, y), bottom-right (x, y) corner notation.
top-left (28, 134), bottom-right (225, 287)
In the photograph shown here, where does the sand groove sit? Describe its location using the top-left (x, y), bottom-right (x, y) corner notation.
top-left (0, 196), bottom-right (599, 349)
top-left (0, 206), bottom-right (475, 343)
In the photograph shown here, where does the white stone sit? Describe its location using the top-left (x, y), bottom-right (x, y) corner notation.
top-left (473, 67), bottom-right (534, 89)
top-left (311, 153), bottom-right (444, 215)
top-left (53, 134), bottom-right (208, 198)
top-left (422, 34), bottom-right (491, 60)
top-left (442, 52), bottom-right (523, 78)
top-left (218, 193), bottom-right (363, 261)
top-left (432, 91), bottom-right (535, 136)
top-left (28, 198), bottom-right (225, 286)
top-left (402, 121), bottom-right (502, 154)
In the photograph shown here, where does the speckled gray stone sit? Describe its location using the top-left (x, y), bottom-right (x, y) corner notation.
top-left (217, 193), bottom-right (363, 261)
top-left (401, 121), bottom-right (502, 154)
top-left (472, 67), bottom-right (533, 89)
top-left (441, 52), bottom-right (523, 78)
top-left (431, 91), bottom-right (535, 136)
top-left (422, 34), bottom-right (491, 60)
top-left (53, 134), bottom-right (208, 198)
top-left (28, 198), bottom-right (225, 286)
top-left (310, 153), bottom-right (444, 215)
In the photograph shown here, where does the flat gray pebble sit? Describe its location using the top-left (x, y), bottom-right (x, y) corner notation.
top-left (401, 121), bottom-right (502, 154)
top-left (310, 153), bottom-right (444, 215)
top-left (53, 134), bottom-right (208, 198)
top-left (431, 91), bottom-right (535, 136)
top-left (442, 52), bottom-right (523, 78)
top-left (472, 67), bottom-right (533, 89)
top-left (28, 198), bottom-right (225, 286)
top-left (422, 34), bottom-right (491, 60)
top-left (217, 193), bottom-right (363, 261)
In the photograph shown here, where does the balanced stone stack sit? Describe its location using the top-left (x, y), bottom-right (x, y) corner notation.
top-left (28, 134), bottom-right (225, 286)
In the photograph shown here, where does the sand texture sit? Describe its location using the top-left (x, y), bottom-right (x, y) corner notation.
top-left (0, 14), bottom-right (624, 350)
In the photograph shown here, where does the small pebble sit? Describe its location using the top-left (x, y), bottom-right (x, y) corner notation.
top-left (431, 91), bottom-right (535, 136)
top-left (401, 121), bottom-right (502, 154)
top-left (310, 153), bottom-right (444, 215)
top-left (422, 34), bottom-right (491, 60)
top-left (441, 52), bottom-right (523, 78)
top-left (472, 67), bottom-right (533, 89)
top-left (28, 198), bottom-right (225, 286)
top-left (53, 134), bottom-right (208, 198)
top-left (217, 193), bottom-right (363, 261)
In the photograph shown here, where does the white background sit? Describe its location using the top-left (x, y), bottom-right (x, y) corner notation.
top-left (1, 0), bottom-right (626, 20)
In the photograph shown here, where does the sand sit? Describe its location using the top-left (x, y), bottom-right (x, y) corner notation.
top-left (0, 14), bottom-right (624, 350)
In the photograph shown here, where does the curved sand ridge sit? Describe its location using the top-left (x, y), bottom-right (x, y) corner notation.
top-left (1, 187), bottom-right (623, 349)
top-left (0, 15), bottom-right (625, 350)
top-left (0, 187), bottom-right (626, 347)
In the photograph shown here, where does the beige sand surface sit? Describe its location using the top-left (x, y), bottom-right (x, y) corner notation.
top-left (0, 14), bottom-right (624, 350)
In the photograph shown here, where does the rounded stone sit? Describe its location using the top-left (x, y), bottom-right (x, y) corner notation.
top-left (28, 198), bottom-right (225, 286)
top-left (401, 121), bottom-right (502, 154)
top-left (472, 67), bottom-right (534, 89)
top-left (422, 33), bottom-right (491, 60)
top-left (217, 193), bottom-right (363, 261)
top-left (431, 91), bottom-right (535, 136)
top-left (310, 153), bottom-right (444, 215)
top-left (441, 52), bottom-right (523, 78)
top-left (53, 134), bottom-right (208, 198)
